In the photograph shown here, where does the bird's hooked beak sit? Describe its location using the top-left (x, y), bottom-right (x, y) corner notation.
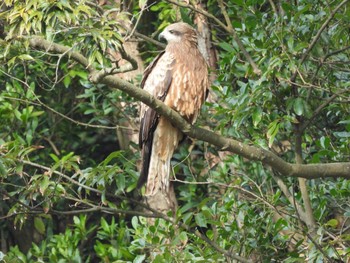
top-left (158, 31), bottom-right (166, 42)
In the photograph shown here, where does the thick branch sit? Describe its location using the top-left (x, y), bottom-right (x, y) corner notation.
top-left (100, 75), bottom-right (350, 179)
top-left (28, 36), bottom-right (350, 179)
top-left (29, 36), bottom-right (93, 72)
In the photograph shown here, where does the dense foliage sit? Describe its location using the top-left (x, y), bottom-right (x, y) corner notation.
top-left (0, 0), bottom-right (349, 262)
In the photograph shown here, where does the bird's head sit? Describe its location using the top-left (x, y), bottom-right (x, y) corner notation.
top-left (158, 22), bottom-right (197, 44)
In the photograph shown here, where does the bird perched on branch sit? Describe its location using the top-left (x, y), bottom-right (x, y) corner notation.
top-left (138, 22), bottom-right (209, 213)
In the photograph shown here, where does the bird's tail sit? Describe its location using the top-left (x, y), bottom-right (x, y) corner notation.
top-left (138, 118), bottom-right (182, 192)
top-left (137, 139), bottom-right (153, 189)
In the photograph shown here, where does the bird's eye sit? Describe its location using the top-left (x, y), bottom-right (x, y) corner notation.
top-left (169, 30), bottom-right (179, 35)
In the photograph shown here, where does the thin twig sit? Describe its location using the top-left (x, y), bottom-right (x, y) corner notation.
top-left (21, 160), bottom-right (101, 195)
top-left (271, 173), bottom-right (307, 221)
top-left (92, 45), bottom-right (138, 82)
top-left (300, 0), bottom-right (349, 66)
top-left (133, 31), bottom-right (166, 48)
top-left (0, 69), bottom-right (125, 130)
top-left (268, 0), bottom-right (278, 14)
top-left (301, 89), bottom-right (349, 132)
top-left (324, 45), bottom-right (350, 60)
top-left (291, 186), bottom-right (335, 262)
top-left (291, 0), bottom-right (349, 83)
top-left (124, 1), bottom-right (156, 41)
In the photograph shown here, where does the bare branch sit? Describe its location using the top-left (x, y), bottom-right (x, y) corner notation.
top-left (123, 0), bottom-right (157, 42)
top-left (324, 45), bottom-right (350, 60)
top-left (51, 206), bottom-right (155, 217)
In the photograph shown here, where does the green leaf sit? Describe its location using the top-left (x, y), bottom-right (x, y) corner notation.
top-left (325, 219), bottom-right (338, 228)
top-left (39, 175), bottom-right (49, 195)
top-left (180, 7), bottom-right (192, 25)
top-left (218, 42), bottom-right (235, 53)
top-left (319, 136), bottom-right (330, 148)
top-left (134, 254), bottom-right (146, 263)
top-left (116, 173), bottom-right (125, 191)
top-left (95, 50), bottom-right (104, 66)
top-left (195, 213), bottom-right (207, 228)
top-left (100, 217), bottom-right (109, 232)
top-left (126, 181), bottom-right (137, 193)
top-left (0, 160), bottom-right (7, 177)
top-left (178, 231), bottom-right (188, 243)
top-left (7, 57), bottom-right (17, 68)
top-left (338, 120), bottom-right (350, 124)
top-left (131, 216), bottom-right (139, 229)
top-left (17, 54), bottom-right (34, 61)
top-left (334, 132), bottom-right (350, 138)
top-left (73, 215), bottom-right (80, 226)
top-left (34, 217), bottom-right (46, 235)
top-left (252, 106), bottom-right (263, 127)
top-left (267, 119), bottom-right (280, 148)
top-left (63, 75), bottom-right (71, 88)
top-left (101, 151), bottom-right (123, 167)
top-left (293, 98), bottom-right (304, 116)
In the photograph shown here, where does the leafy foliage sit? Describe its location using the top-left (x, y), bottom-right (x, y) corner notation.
top-left (0, 0), bottom-right (349, 262)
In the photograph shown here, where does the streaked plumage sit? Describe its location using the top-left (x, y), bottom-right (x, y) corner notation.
top-left (138, 22), bottom-right (209, 210)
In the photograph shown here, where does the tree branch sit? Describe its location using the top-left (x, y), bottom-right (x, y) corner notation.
top-left (92, 52), bottom-right (138, 82)
top-left (100, 74), bottom-right (350, 179)
top-left (27, 36), bottom-right (350, 180)
top-left (29, 36), bottom-right (93, 71)
top-left (295, 126), bottom-right (317, 235)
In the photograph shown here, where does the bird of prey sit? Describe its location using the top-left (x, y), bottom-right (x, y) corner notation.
top-left (138, 22), bottom-right (209, 212)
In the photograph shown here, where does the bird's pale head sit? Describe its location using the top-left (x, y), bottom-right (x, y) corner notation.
top-left (158, 22), bottom-right (197, 44)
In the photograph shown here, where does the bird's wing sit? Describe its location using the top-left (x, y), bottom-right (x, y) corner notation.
top-left (138, 51), bottom-right (175, 187)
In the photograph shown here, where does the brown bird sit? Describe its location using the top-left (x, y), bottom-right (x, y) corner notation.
top-left (138, 22), bottom-right (209, 212)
